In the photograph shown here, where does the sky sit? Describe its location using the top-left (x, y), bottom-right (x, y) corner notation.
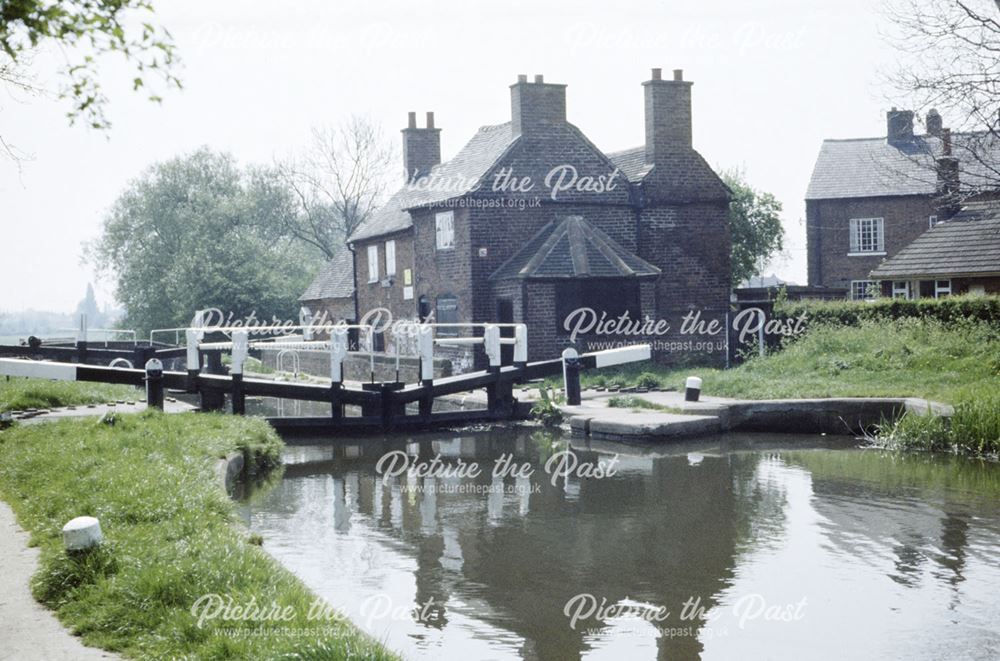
top-left (0, 0), bottom-right (907, 313)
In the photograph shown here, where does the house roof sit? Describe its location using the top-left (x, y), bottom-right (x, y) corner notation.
top-left (299, 247), bottom-right (355, 302)
top-left (490, 216), bottom-right (660, 281)
top-left (870, 203), bottom-right (1000, 279)
top-left (806, 132), bottom-right (1000, 200)
top-left (606, 146), bottom-right (653, 182)
top-left (349, 123), bottom-right (517, 242)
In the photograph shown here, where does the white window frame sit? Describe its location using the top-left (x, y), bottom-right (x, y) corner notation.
top-left (928, 215), bottom-right (938, 229)
top-left (934, 279), bottom-right (951, 298)
top-left (384, 240), bottom-right (396, 277)
top-left (891, 281), bottom-right (910, 299)
top-left (367, 245), bottom-right (379, 283)
top-left (851, 280), bottom-right (878, 301)
top-left (848, 217), bottom-right (885, 255)
top-left (435, 211), bottom-right (455, 250)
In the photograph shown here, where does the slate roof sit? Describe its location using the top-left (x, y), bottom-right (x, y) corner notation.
top-left (349, 123), bottom-right (517, 242)
top-left (607, 146), bottom-right (653, 182)
top-left (870, 204), bottom-right (1000, 279)
top-left (806, 132), bottom-right (1000, 200)
top-left (490, 216), bottom-right (660, 281)
top-left (299, 247), bottom-right (355, 301)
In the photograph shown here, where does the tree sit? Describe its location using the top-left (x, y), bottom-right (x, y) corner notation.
top-left (0, 0), bottom-right (180, 158)
top-left (87, 149), bottom-right (322, 334)
top-left (274, 116), bottom-right (396, 259)
top-left (721, 169), bottom-right (785, 285)
top-left (884, 0), bottom-right (1000, 192)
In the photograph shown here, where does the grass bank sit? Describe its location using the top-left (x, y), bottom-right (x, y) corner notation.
top-left (560, 316), bottom-right (1000, 455)
top-left (0, 411), bottom-right (396, 660)
top-left (0, 377), bottom-right (139, 413)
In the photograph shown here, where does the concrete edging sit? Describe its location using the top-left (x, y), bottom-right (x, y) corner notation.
top-left (215, 452), bottom-right (246, 492)
top-left (564, 397), bottom-right (954, 444)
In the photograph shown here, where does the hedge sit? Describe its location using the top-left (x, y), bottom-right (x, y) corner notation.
top-left (773, 294), bottom-right (1000, 327)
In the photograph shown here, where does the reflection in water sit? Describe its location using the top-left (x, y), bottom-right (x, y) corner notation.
top-left (240, 431), bottom-right (1000, 661)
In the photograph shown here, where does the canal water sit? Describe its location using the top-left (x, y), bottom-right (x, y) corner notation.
top-left (238, 428), bottom-right (1000, 660)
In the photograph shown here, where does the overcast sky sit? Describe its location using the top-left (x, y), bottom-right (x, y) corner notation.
top-left (1, 0), bottom-right (905, 313)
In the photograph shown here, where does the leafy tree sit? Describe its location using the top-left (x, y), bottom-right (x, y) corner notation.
top-left (0, 0), bottom-right (179, 158)
top-left (87, 149), bottom-right (322, 334)
top-left (721, 168), bottom-right (785, 285)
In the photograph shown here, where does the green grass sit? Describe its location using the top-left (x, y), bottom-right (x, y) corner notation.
top-left (0, 411), bottom-right (397, 660)
top-left (606, 395), bottom-right (688, 415)
top-left (875, 394), bottom-right (1000, 456)
top-left (571, 317), bottom-right (1000, 404)
top-left (0, 377), bottom-right (139, 413)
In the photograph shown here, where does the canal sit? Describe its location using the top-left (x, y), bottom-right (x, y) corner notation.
top-left (238, 427), bottom-right (1000, 660)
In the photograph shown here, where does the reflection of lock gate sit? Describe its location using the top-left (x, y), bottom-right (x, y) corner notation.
top-left (0, 311), bottom-right (651, 432)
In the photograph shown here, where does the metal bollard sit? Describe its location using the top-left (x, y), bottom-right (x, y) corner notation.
top-left (145, 358), bottom-right (164, 410)
top-left (562, 348), bottom-right (582, 406)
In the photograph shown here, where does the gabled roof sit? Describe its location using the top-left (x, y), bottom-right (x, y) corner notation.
top-left (349, 123), bottom-right (517, 242)
top-left (299, 247), bottom-right (354, 302)
top-left (870, 203), bottom-right (1000, 279)
top-left (490, 216), bottom-right (660, 280)
top-left (806, 132), bottom-right (1000, 200)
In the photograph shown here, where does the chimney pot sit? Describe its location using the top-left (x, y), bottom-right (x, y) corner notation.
top-left (517, 74), bottom-right (528, 83)
top-left (651, 68), bottom-right (662, 80)
top-left (426, 111), bottom-right (435, 129)
top-left (534, 74), bottom-right (544, 83)
top-left (407, 111), bottom-right (416, 129)
top-left (673, 69), bottom-right (683, 81)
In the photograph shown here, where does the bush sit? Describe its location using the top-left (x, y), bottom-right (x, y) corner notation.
top-left (634, 372), bottom-right (663, 389)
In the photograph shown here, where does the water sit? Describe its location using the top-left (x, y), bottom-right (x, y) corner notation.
top-left (239, 429), bottom-right (1000, 660)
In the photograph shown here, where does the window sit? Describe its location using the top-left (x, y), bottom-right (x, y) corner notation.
top-left (384, 240), bottom-right (396, 276)
top-left (435, 211), bottom-right (454, 250)
top-left (367, 245), bottom-right (379, 283)
top-left (849, 218), bottom-right (885, 254)
top-left (851, 280), bottom-right (878, 301)
top-left (435, 295), bottom-right (459, 336)
top-left (555, 280), bottom-right (641, 334)
top-left (891, 281), bottom-right (910, 299)
top-left (934, 279), bottom-right (951, 298)
top-left (928, 215), bottom-right (938, 229)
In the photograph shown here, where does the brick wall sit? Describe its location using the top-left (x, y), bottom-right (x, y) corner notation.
top-left (806, 195), bottom-right (940, 291)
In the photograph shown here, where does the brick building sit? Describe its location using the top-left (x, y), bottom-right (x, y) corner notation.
top-left (347, 70), bottom-right (731, 368)
top-left (805, 108), bottom-right (998, 300)
top-left (870, 202), bottom-right (1000, 296)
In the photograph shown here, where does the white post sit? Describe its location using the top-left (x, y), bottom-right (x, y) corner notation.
top-left (757, 308), bottom-right (766, 358)
top-left (513, 323), bottom-right (528, 364)
top-left (185, 329), bottom-right (200, 372)
top-left (231, 330), bottom-right (249, 375)
top-left (418, 324), bottom-right (434, 382)
top-left (300, 306), bottom-right (313, 341)
top-left (77, 313), bottom-right (87, 344)
top-left (484, 324), bottom-right (501, 370)
top-left (330, 326), bottom-right (348, 384)
top-left (367, 326), bottom-right (375, 380)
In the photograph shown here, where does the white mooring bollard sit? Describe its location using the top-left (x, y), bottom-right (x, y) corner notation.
top-left (62, 516), bottom-right (103, 551)
top-left (685, 376), bottom-right (703, 402)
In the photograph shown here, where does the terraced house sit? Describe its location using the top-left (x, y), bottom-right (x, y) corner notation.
top-left (806, 108), bottom-right (1000, 300)
top-left (343, 70), bottom-right (732, 368)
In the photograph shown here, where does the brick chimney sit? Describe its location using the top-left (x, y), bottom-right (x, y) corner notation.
top-left (887, 107), bottom-right (914, 144)
top-left (926, 108), bottom-right (943, 136)
top-left (643, 68), bottom-right (693, 165)
top-left (402, 111), bottom-right (441, 182)
top-left (510, 74), bottom-right (567, 137)
top-left (936, 128), bottom-right (960, 217)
